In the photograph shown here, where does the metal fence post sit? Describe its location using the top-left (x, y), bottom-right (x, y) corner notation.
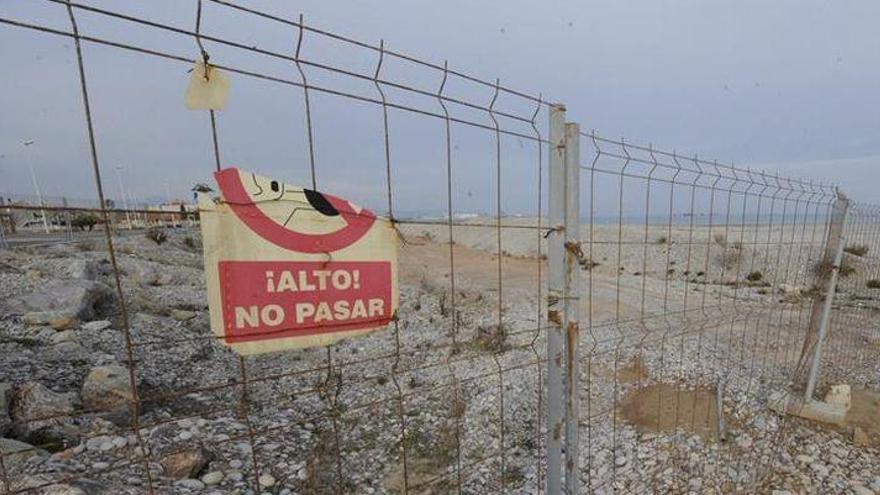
top-left (546, 104), bottom-right (566, 495)
top-left (804, 191), bottom-right (849, 401)
top-left (547, 105), bottom-right (582, 494)
top-left (562, 121), bottom-right (581, 495)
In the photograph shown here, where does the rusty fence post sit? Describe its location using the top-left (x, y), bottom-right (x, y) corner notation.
top-left (547, 105), bottom-right (581, 494)
top-left (546, 104), bottom-right (566, 494)
top-left (804, 191), bottom-right (850, 401)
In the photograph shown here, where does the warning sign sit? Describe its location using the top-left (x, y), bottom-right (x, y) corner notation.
top-left (199, 168), bottom-right (398, 355)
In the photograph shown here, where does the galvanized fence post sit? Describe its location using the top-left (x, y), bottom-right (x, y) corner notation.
top-left (546, 104), bottom-right (566, 495)
top-left (562, 121), bottom-right (581, 495)
top-left (804, 191), bottom-right (850, 400)
top-left (547, 105), bottom-right (582, 494)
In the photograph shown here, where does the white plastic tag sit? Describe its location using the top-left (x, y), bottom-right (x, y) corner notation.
top-left (185, 61), bottom-right (229, 110)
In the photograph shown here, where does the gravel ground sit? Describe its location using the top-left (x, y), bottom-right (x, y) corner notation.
top-left (0, 224), bottom-right (878, 494)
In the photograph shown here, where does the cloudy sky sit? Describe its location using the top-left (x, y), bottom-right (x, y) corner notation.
top-left (1, 0), bottom-right (878, 215)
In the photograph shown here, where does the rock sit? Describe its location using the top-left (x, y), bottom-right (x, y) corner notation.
top-left (11, 382), bottom-right (78, 445)
top-left (853, 426), bottom-right (869, 447)
top-left (81, 365), bottom-right (135, 422)
top-left (51, 330), bottom-right (78, 345)
top-left (49, 341), bottom-right (90, 362)
top-left (121, 258), bottom-right (174, 286)
top-left (160, 447), bottom-right (211, 479)
top-left (66, 259), bottom-right (98, 280)
top-left (778, 283), bottom-right (802, 295)
top-left (170, 309), bottom-right (197, 321)
top-left (81, 320), bottom-right (112, 332)
top-left (201, 471), bottom-right (224, 485)
top-left (259, 473), bottom-right (276, 487)
top-left (0, 382), bottom-right (11, 435)
top-left (1, 437), bottom-right (46, 469)
top-left (851, 485), bottom-right (874, 495)
top-left (41, 485), bottom-right (88, 495)
top-left (7, 279), bottom-right (112, 322)
top-left (809, 462), bottom-right (829, 477)
top-left (174, 479), bottom-right (205, 490)
top-left (86, 435), bottom-right (112, 451)
top-left (23, 312), bottom-right (64, 326)
top-left (50, 317), bottom-right (76, 330)
top-left (825, 384), bottom-right (852, 410)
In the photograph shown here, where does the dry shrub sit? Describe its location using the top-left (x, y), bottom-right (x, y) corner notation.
top-left (713, 233), bottom-right (744, 269)
top-left (145, 227), bottom-right (167, 245)
top-left (866, 279), bottom-right (880, 289)
top-left (814, 257), bottom-right (856, 278)
top-left (844, 244), bottom-right (869, 257)
top-left (472, 324), bottom-right (508, 353)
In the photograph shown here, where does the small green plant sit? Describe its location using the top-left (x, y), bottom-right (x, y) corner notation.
top-left (183, 236), bottom-right (195, 249)
top-left (71, 213), bottom-right (98, 231)
top-left (656, 236), bottom-right (668, 244)
top-left (145, 227), bottom-right (167, 245)
top-left (866, 279), bottom-right (880, 289)
top-left (746, 271), bottom-right (763, 282)
top-left (844, 244), bottom-right (869, 257)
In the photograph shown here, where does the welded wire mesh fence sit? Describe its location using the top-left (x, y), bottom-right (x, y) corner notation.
top-left (814, 202), bottom-right (880, 392)
top-left (1, 2), bottom-right (878, 495)
top-left (575, 134), bottom-right (849, 493)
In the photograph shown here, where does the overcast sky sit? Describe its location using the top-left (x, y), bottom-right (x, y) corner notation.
top-left (1, 0), bottom-right (878, 215)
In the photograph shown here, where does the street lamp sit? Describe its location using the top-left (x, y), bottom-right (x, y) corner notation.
top-left (23, 140), bottom-right (50, 234)
top-left (115, 165), bottom-right (132, 229)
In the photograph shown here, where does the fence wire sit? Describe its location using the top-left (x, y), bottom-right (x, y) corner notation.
top-left (0, 2), bottom-right (878, 495)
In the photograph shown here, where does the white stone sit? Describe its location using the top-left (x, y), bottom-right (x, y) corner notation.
top-left (81, 320), bottom-right (112, 331)
top-left (259, 473), bottom-right (276, 487)
top-left (174, 479), bottom-right (205, 490)
top-left (851, 485), bottom-right (875, 495)
top-left (825, 384), bottom-right (852, 410)
top-left (201, 471), bottom-right (224, 485)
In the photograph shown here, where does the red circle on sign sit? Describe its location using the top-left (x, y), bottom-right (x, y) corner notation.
top-left (215, 168), bottom-right (376, 253)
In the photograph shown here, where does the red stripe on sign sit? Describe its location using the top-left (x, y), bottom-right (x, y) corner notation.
top-left (215, 168), bottom-right (376, 253)
top-left (218, 261), bottom-right (392, 343)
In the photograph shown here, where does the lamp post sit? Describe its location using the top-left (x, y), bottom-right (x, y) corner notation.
top-left (23, 140), bottom-right (50, 234)
top-left (164, 180), bottom-right (175, 226)
top-left (115, 165), bottom-right (132, 229)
